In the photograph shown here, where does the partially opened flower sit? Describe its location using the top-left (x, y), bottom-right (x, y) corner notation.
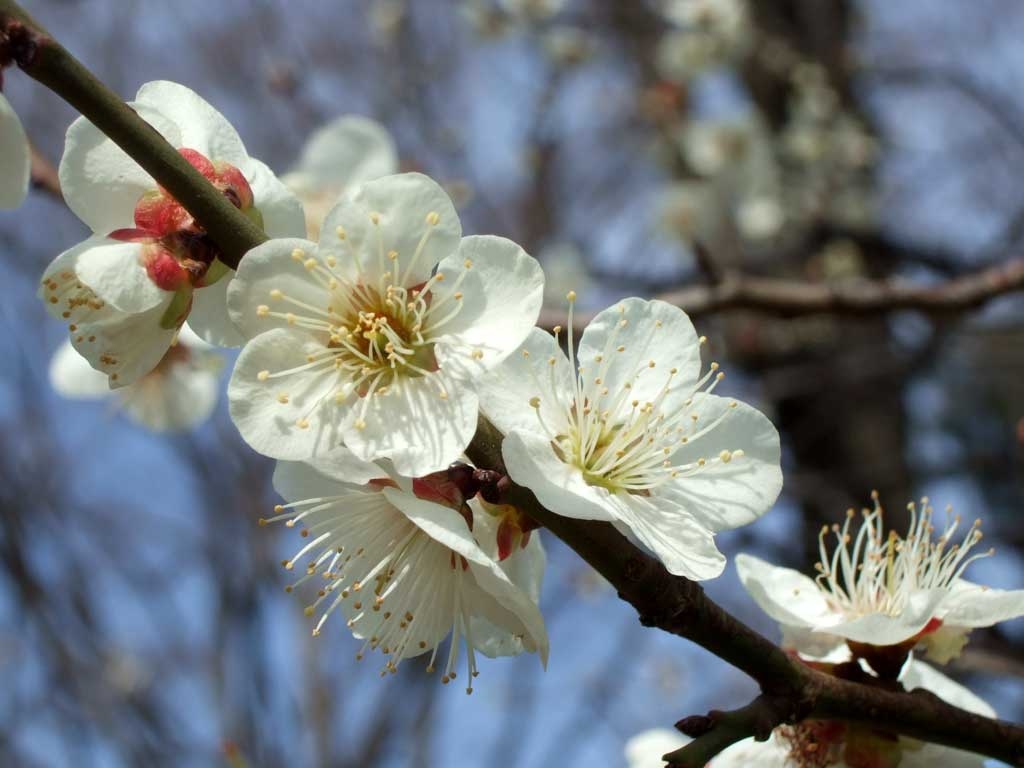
top-left (48, 325), bottom-right (223, 431)
top-left (736, 494), bottom-right (1024, 663)
top-left (0, 91), bottom-right (30, 209)
top-left (478, 297), bottom-right (782, 580)
top-left (282, 115), bottom-right (398, 238)
top-left (227, 172), bottom-right (544, 476)
top-left (712, 658), bottom-right (995, 768)
top-left (266, 453), bottom-right (549, 690)
top-left (40, 80), bottom-right (304, 387)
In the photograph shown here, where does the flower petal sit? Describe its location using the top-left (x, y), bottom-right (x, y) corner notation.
top-left (826, 588), bottom-right (950, 645)
top-left (0, 93), bottom-right (30, 209)
top-left (189, 273), bottom-right (246, 346)
top-left (432, 235), bottom-right (544, 373)
top-left (939, 579), bottom-right (1024, 629)
top-left (285, 115), bottom-right (398, 192)
top-left (228, 327), bottom-right (347, 459)
top-left (382, 487), bottom-right (549, 665)
top-left (73, 237), bottom-right (167, 313)
top-left (121, 351), bottom-right (221, 431)
top-left (899, 658), bottom-right (995, 717)
top-left (272, 453), bottom-right (384, 502)
top-left (135, 80), bottom-right (248, 165)
top-left (661, 394), bottom-right (782, 531)
top-left (477, 327), bottom-right (574, 436)
top-left (318, 172), bottom-right (461, 286)
top-left (502, 430), bottom-right (617, 522)
top-left (735, 553), bottom-right (833, 630)
top-left (578, 298), bottom-right (704, 405)
top-left (226, 237), bottom-right (323, 340)
top-left (48, 340), bottom-right (111, 399)
top-left (624, 729), bottom-right (690, 768)
top-left (612, 492), bottom-right (726, 580)
top-left (341, 371), bottom-right (479, 476)
top-left (60, 102), bottom-right (181, 234)
top-left (241, 157), bottom-right (307, 238)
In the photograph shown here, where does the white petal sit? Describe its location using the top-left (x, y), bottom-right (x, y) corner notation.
top-left (271, 454), bottom-right (385, 502)
top-left (939, 579), bottom-right (1024, 628)
top-left (228, 328), bottom-right (346, 459)
top-left (59, 102), bottom-right (181, 234)
top-left (341, 371), bottom-right (479, 476)
top-left (226, 237), bottom-right (322, 340)
top-left (661, 395), bottom-right (782, 531)
top-left (382, 487), bottom-right (549, 665)
top-left (624, 728), bottom-right (689, 768)
top-left (241, 157), bottom-right (307, 238)
top-left (826, 588), bottom-right (950, 645)
top-left (318, 172), bottom-right (461, 286)
top-left (432, 235), bottom-right (544, 373)
top-left (502, 430), bottom-right (616, 522)
top-left (76, 301), bottom-right (179, 388)
top-left (188, 273), bottom-right (246, 346)
top-left (73, 238), bottom-right (167, 313)
top-left (477, 327), bottom-right (573, 437)
top-left (578, 298), bottom-right (704, 404)
top-left (735, 553), bottom-right (833, 630)
top-left (48, 340), bottom-right (111, 399)
top-left (135, 81), bottom-right (248, 165)
top-left (612, 493), bottom-right (726, 580)
top-left (0, 93), bottom-right (30, 209)
top-left (899, 658), bottom-right (995, 717)
top-left (286, 115), bottom-right (398, 191)
top-left (121, 352), bottom-right (221, 431)
top-left (470, 506), bottom-right (548, 658)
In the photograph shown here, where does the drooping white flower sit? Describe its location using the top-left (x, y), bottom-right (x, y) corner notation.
top-left (39, 81), bottom-right (304, 387)
top-left (736, 494), bottom-right (1024, 662)
top-left (266, 454), bottom-right (549, 691)
top-left (0, 92), bottom-right (30, 209)
top-left (478, 297), bottom-right (782, 580)
top-left (624, 728), bottom-right (688, 768)
top-left (48, 325), bottom-right (223, 432)
top-left (227, 172), bottom-right (544, 476)
top-left (282, 115), bottom-right (398, 239)
top-left (712, 658), bottom-right (995, 768)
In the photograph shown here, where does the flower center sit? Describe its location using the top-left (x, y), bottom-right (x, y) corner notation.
top-left (534, 293), bottom-right (743, 495)
top-left (814, 492), bottom-right (995, 618)
top-left (110, 148), bottom-right (260, 292)
top-left (254, 211), bottom-right (469, 430)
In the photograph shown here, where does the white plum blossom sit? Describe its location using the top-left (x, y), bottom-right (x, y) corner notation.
top-left (39, 80), bottom-right (304, 387)
top-left (711, 659), bottom-right (995, 768)
top-left (282, 115), bottom-right (398, 239)
top-left (624, 728), bottom-right (688, 768)
top-left (478, 297), bottom-right (782, 580)
top-left (655, 0), bottom-right (752, 82)
top-left (227, 172), bottom-right (544, 476)
top-left (736, 494), bottom-right (1024, 662)
top-left (0, 91), bottom-right (30, 209)
top-left (266, 453), bottom-right (549, 690)
top-left (48, 325), bottom-right (223, 432)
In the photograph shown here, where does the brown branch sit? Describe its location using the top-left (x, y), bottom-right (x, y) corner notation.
top-left (0, 0), bottom-right (267, 267)
top-left (539, 258), bottom-right (1024, 328)
top-left (466, 416), bottom-right (1024, 766)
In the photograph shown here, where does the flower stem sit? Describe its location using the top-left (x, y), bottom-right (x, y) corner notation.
top-left (0, 0), bottom-right (267, 268)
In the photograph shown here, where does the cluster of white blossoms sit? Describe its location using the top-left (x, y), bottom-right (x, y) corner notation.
top-left (29, 79), bottom-right (789, 687)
